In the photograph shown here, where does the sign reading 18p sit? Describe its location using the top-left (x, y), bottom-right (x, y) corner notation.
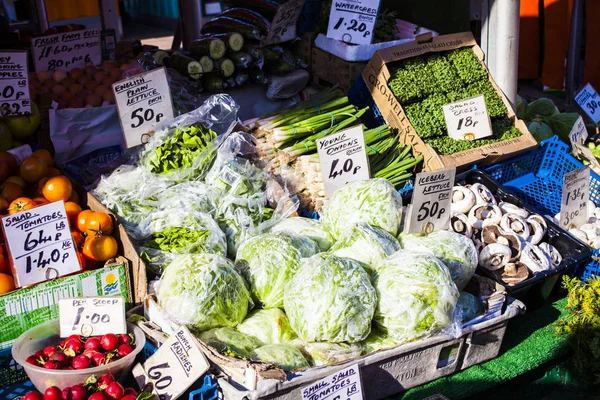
top-left (326, 0), bottom-right (381, 45)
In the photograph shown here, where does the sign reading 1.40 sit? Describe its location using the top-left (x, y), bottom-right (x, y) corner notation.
top-left (0, 51), bottom-right (31, 116)
top-left (326, 0), bottom-right (382, 45)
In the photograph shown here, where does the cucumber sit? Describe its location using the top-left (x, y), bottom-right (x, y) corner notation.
top-left (201, 17), bottom-right (262, 40)
top-left (213, 32), bottom-right (245, 52)
top-left (215, 58), bottom-right (236, 78)
top-left (203, 73), bottom-right (224, 92)
top-left (189, 37), bottom-right (226, 60)
top-left (229, 52), bottom-right (253, 69)
top-left (223, 0), bottom-right (279, 19)
top-left (153, 50), bottom-right (170, 66)
top-left (170, 54), bottom-right (203, 80)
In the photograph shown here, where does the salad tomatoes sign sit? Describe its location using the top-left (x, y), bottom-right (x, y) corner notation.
top-left (0, 51), bottom-right (31, 116)
top-left (326, 0), bottom-right (381, 45)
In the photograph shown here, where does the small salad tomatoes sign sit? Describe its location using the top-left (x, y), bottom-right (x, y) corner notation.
top-left (1, 201), bottom-right (80, 287)
top-left (263, 0), bottom-right (305, 45)
top-left (0, 51), bottom-right (31, 116)
top-left (113, 67), bottom-right (174, 149)
top-left (133, 326), bottom-right (209, 400)
top-left (301, 364), bottom-right (364, 400)
top-left (575, 83), bottom-right (600, 125)
top-left (58, 296), bottom-right (126, 338)
top-left (326, 0), bottom-right (381, 45)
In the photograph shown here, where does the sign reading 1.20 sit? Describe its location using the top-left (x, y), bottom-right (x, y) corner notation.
top-left (326, 0), bottom-right (382, 45)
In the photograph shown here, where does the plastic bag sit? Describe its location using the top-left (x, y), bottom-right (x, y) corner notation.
top-left (236, 308), bottom-right (297, 345)
top-left (304, 342), bottom-right (363, 366)
top-left (154, 181), bottom-right (218, 217)
top-left (270, 217), bottom-right (333, 251)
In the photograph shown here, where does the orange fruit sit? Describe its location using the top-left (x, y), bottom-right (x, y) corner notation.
top-left (42, 176), bottom-right (72, 202)
top-left (68, 190), bottom-right (80, 204)
top-left (0, 273), bottom-right (15, 294)
top-left (32, 149), bottom-right (54, 167)
top-left (46, 167), bottom-right (61, 177)
top-left (19, 156), bottom-right (48, 183)
top-left (9, 197), bottom-right (36, 214)
top-left (64, 202), bottom-right (82, 226)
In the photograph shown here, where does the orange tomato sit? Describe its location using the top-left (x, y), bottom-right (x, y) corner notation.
top-left (0, 273), bottom-right (15, 294)
top-left (76, 209), bottom-right (94, 232)
top-left (0, 253), bottom-right (5, 274)
top-left (9, 197), bottom-right (36, 214)
top-left (82, 236), bottom-right (117, 262)
top-left (84, 212), bottom-right (114, 236)
top-left (19, 156), bottom-right (48, 183)
top-left (35, 177), bottom-right (49, 197)
top-left (4, 176), bottom-right (26, 189)
top-left (42, 176), bottom-right (72, 202)
top-left (32, 197), bottom-right (50, 206)
top-left (71, 229), bottom-right (84, 249)
top-left (46, 167), bottom-right (61, 177)
top-left (64, 202), bottom-right (82, 226)
top-left (32, 149), bottom-right (54, 167)
top-left (68, 190), bottom-right (80, 204)
top-left (0, 152), bottom-right (17, 174)
top-left (0, 182), bottom-right (24, 203)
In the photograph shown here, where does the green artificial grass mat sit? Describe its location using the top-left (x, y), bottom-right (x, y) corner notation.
top-left (399, 296), bottom-right (570, 399)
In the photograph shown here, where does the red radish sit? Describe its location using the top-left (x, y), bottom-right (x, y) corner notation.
top-left (72, 355), bottom-right (91, 369)
top-left (43, 360), bottom-right (60, 369)
top-left (121, 396), bottom-right (136, 400)
top-left (62, 387), bottom-right (72, 400)
top-left (85, 337), bottom-right (102, 351)
top-left (117, 343), bottom-right (134, 358)
top-left (43, 386), bottom-right (62, 400)
top-left (67, 335), bottom-right (82, 343)
top-left (58, 341), bottom-right (66, 349)
top-left (26, 355), bottom-right (39, 365)
top-left (64, 339), bottom-right (84, 355)
top-left (98, 373), bottom-right (115, 386)
top-left (88, 393), bottom-right (108, 400)
top-left (123, 388), bottom-right (136, 396)
top-left (23, 392), bottom-right (43, 400)
top-left (105, 381), bottom-right (124, 400)
top-left (70, 384), bottom-right (88, 400)
top-left (91, 351), bottom-right (106, 366)
top-left (100, 334), bottom-right (119, 351)
top-left (34, 350), bottom-right (45, 359)
top-left (42, 346), bottom-right (57, 358)
top-left (117, 334), bottom-right (130, 346)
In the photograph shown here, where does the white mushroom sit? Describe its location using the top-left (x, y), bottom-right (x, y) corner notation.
top-left (520, 242), bottom-right (552, 272)
top-left (498, 202), bottom-right (529, 219)
top-left (588, 201), bottom-right (596, 219)
top-left (451, 186), bottom-right (476, 213)
top-left (526, 218), bottom-right (546, 245)
top-left (569, 228), bottom-right (588, 243)
top-left (468, 204), bottom-right (503, 230)
top-left (470, 183), bottom-right (497, 205)
top-left (493, 262), bottom-right (529, 285)
top-left (580, 223), bottom-right (599, 240)
top-left (539, 242), bottom-right (562, 268)
top-left (527, 214), bottom-right (547, 230)
top-left (594, 207), bottom-right (600, 219)
top-left (478, 243), bottom-right (512, 271)
top-left (500, 213), bottom-right (531, 240)
top-left (450, 211), bottom-right (473, 238)
top-left (481, 224), bottom-right (522, 261)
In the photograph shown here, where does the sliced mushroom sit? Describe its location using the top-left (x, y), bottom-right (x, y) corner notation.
top-left (520, 242), bottom-right (552, 272)
top-left (478, 243), bottom-right (512, 271)
top-left (481, 224), bottom-right (522, 261)
top-left (590, 236), bottom-right (600, 249)
top-left (580, 223), bottom-right (599, 240)
top-left (539, 242), bottom-right (562, 268)
top-left (498, 202), bottom-right (529, 219)
top-left (450, 211), bottom-right (473, 238)
top-left (468, 204), bottom-right (503, 230)
top-left (526, 218), bottom-right (546, 245)
top-left (569, 228), bottom-right (588, 243)
top-left (527, 214), bottom-right (547, 230)
top-left (500, 213), bottom-right (530, 240)
top-left (493, 262), bottom-right (529, 285)
top-left (451, 186), bottom-right (476, 213)
top-left (470, 183), bottom-right (497, 205)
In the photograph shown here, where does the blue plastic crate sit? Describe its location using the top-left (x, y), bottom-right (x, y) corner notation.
top-left (348, 76), bottom-right (386, 129)
top-left (0, 379), bottom-right (35, 399)
top-left (0, 347), bottom-right (28, 389)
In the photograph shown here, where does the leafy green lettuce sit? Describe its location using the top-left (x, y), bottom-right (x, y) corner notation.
top-left (304, 342), bottom-right (363, 366)
top-left (197, 327), bottom-right (261, 358)
top-left (270, 217), bottom-right (333, 251)
top-left (249, 344), bottom-right (310, 371)
top-left (237, 308), bottom-right (297, 345)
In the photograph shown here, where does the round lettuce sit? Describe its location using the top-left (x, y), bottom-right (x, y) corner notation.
top-left (271, 217), bottom-right (333, 251)
top-left (373, 250), bottom-right (459, 343)
top-left (198, 327), bottom-right (261, 358)
top-left (237, 308), bottom-right (297, 345)
top-left (284, 253), bottom-right (377, 343)
top-left (304, 342), bottom-right (363, 366)
top-left (250, 344), bottom-right (310, 371)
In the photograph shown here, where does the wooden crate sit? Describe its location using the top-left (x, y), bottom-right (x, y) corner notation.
top-left (311, 46), bottom-right (367, 91)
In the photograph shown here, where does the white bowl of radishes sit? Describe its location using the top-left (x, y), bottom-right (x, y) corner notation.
top-left (12, 320), bottom-right (145, 392)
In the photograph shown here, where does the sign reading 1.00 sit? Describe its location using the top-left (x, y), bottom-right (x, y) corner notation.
top-left (31, 29), bottom-right (102, 72)
top-left (0, 51), bottom-right (31, 116)
top-left (326, 0), bottom-right (382, 45)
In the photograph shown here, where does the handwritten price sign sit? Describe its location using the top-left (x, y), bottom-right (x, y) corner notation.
top-left (264, 0), bottom-right (304, 45)
top-left (59, 296), bottom-right (126, 337)
top-left (560, 167), bottom-right (590, 230)
top-left (575, 83), bottom-right (600, 125)
top-left (0, 51), bottom-right (31, 116)
top-left (326, 0), bottom-right (381, 45)
top-left (302, 365), bottom-right (364, 400)
top-left (443, 95), bottom-right (492, 140)
top-left (1, 201), bottom-right (80, 287)
top-left (31, 29), bottom-right (101, 72)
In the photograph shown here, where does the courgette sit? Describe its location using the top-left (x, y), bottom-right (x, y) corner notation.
top-left (214, 58), bottom-right (236, 78)
top-left (201, 17), bottom-right (262, 40)
top-left (223, 0), bottom-right (279, 19)
top-left (199, 55), bottom-right (214, 73)
top-left (153, 50), bottom-right (170, 66)
top-left (189, 37), bottom-right (226, 60)
top-left (203, 73), bottom-right (224, 92)
top-left (169, 54), bottom-right (203, 79)
top-left (229, 52), bottom-right (253, 69)
top-left (220, 8), bottom-right (271, 34)
top-left (213, 32), bottom-right (245, 52)
top-left (224, 77), bottom-right (237, 89)
top-left (262, 47), bottom-right (280, 63)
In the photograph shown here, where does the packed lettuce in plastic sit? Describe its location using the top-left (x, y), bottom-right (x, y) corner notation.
top-left (154, 181), bottom-right (218, 217)
top-left (399, 230), bottom-right (478, 291)
top-left (322, 179), bottom-right (403, 239)
top-left (456, 292), bottom-right (484, 324)
top-left (237, 308), bottom-right (297, 345)
top-left (270, 217), bottom-right (333, 251)
top-left (249, 344), bottom-right (310, 371)
top-left (156, 253), bottom-right (253, 331)
top-left (235, 232), bottom-right (318, 308)
top-left (361, 328), bottom-right (402, 354)
top-left (197, 327), bottom-right (261, 359)
top-left (373, 250), bottom-right (459, 343)
top-left (329, 223), bottom-right (400, 272)
top-left (284, 253), bottom-right (377, 343)
top-left (304, 342), bottom-right (363, 367)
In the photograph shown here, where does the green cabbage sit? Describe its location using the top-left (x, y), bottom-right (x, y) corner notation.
top-left (456, 292), bottom-right (484, 323)
top-left (516, 95), bottom-right (527, 120)
top-left (524, 98), bottom-right (559, 121)
top-left (373, 250), bottom-right (459, 343)
top-left (361, 328), bottom-right (401, 354)
top-left (250, 344), bottom-right (310, 370)
top-left (399, 231), bottom-right (477, 290)
top-left (304, 342), bottom-right (363, 366)
top-left (548, 112), bottom-right (581, 144)
top-left (235, 233), bottom-right (318, 308)
top-left (270, 217), bottom-right (333, 251)
top-left (322, 178), bottom-right (403, 239)
top-left (329, 223), bottom-right (400, 272)
top-left (284, 253), bottom-right (377, 343)
top-left (237, 309), bottom-right (297, 345)
top-left (156, 254), bottom-right (253, 331)
top-left (197, 327), bottom-right (261, 358)
top-left (527, 120), bottom-right (554, 143)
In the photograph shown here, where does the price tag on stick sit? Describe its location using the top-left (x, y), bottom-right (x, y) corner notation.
top-left (443, 95), bottom-right (493, 140)
top-left (31, 29), bottom-right (101, 72)
top-left (133, 326), bottom-right (209, 400)
top-left (113, 67), bottom-right (174, 148)
top-left (560, 167), bottom-right (590, 230)
top-left (1, 201), bottom-right (81, 287)
top-left (59, 296), bottom-right (126, 338)
top-left (405, 167), bottom-right (456, 234)
top-left (264, 0), bottom-right (305, 45)
top-left (569, 115), bottom-right (588, 145)
top-left (326, 0), bottom-right (381, 45)
top-left (317, 125), bottom-right (370, 197)
top-left (301, 364), bottom-right (364, 400)
top-left (575, 83), bottom-right (600, 125)
top-left (0, 51), bottom-right (31, 116)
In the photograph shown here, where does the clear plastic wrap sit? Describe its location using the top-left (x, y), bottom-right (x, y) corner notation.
top-left (399, 231), bottom-right (478, 291)
top-left (456, 292), bottom-right (484, 324)
top-left (156, 253), bottom-right (253, 331)
top-left (284, 253), bottom-right (377, 343)
top-left (197, 327), bottom-right (261, 359)
top-left (249, 344), bottom-right (310, 371)
top-left (154, 181), bottom-right (218, 217)
top-left (270, 217), bottom-right (333, 251)
top-left (372, 250), bottom-right (460, 344)
top-left (236, 308), bottom-right (297, 345)
top-left (304, 342), bottom-right (363, 367)
top-left (322, 178), bottom-right (403, 239)
top-left (329, 223), bottom-right (400, 272)
top-left (360, 328), bottom-right (402, 354)
top-left (235, 232), bottom-right (318, 308)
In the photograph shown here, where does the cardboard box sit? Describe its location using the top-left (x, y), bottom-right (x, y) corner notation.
top-left (312, 46), bottom-right (367, 92)
top-left (0, 258), bottom-right (131, 350)
top-left (361, 32), bottom-right (538, 171)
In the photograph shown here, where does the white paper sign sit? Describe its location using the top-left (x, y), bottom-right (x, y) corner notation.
top-left (59, 296), bottom-right (126, 338)
top-left (575, 83), bottom-right (600, 125)
top-left (406, 167), bottom-right (456, 234)
top-left (560, 167), bottom-right (589, 230)
top-left (0, 51), bottom-right (31, 116)
top-left (135, 326), bottom-right (209, 400)
top-left (326, 0), bottom-right (381, 45)
top-left (301, 365), bottom-right (364, 400)
top-left (443, 95), bottom-right (493, 140)
top-left (317, 125), bottom-right (370, 197)
top-left (264, 0), bottom-right (305, 45)
top-left (113, 67), bottom-right (174, 148)
top-left (1, 201), bottom-right (80, 287)
top-left (569, 116), bottom-right (588, 145)
top-left (31, 29), bottom-right (101, 72)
